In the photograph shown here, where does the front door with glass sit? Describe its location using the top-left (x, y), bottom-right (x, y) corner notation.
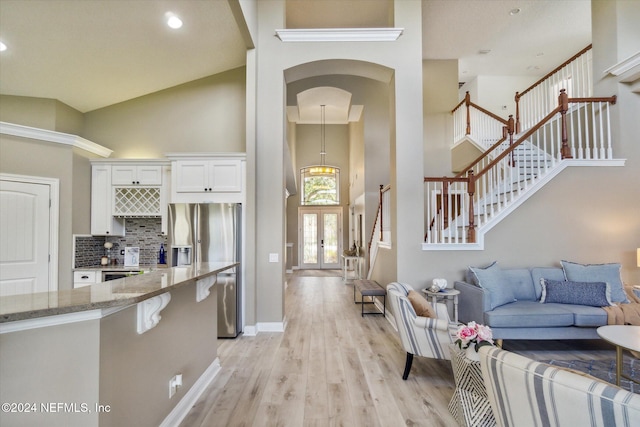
top-left (299, 207), bottom-right (342, 269)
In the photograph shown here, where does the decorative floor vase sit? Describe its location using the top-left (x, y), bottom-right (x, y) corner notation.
top-left (466, 346), bottom-right (480, 362)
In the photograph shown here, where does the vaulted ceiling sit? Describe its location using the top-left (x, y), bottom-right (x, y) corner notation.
top-left (0, 0), bottom-right (590, 113)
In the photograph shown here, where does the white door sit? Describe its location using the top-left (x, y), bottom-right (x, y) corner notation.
top-left (0, 180), bottom-right (51, 296)
top-left (299, 207), bottom-right (342, 270)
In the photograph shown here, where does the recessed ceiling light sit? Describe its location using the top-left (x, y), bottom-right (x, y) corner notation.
top-left (165, 12), bottom-right (183, 29)
top-left (509, 8), bottom-right (521, 16)
top-left (0, 42), bottom-right (7, 52)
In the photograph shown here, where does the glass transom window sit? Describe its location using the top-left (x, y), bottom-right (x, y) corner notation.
top-left (300, 166), bottom-right (340, 205)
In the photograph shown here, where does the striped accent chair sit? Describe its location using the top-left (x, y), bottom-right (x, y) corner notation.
top-left (386, 282), bottom-right (454, 380)
top-left (479, 346), bottom-right (640, 427)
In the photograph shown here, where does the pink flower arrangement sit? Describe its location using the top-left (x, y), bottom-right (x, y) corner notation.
top-left (455, 321), bottom-right (494, 352)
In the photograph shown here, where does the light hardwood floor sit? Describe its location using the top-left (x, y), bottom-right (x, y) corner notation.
top-left (180, 270), bottom-right (617, 427)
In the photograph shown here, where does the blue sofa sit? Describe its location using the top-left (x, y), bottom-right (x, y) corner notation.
top-left (454, 261), bottom-right (628, 340)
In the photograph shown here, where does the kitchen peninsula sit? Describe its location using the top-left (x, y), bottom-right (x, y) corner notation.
top-left (0, 262), bottom-right (237, 427)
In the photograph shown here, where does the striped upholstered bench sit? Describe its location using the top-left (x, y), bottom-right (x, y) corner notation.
top-left (353, 279), bottom-right (386, 317)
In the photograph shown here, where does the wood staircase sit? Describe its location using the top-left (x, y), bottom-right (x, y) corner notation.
top-left (424, 58), bottom-right (620, 249)
top-left (437, 137), bottom-right (558, 239)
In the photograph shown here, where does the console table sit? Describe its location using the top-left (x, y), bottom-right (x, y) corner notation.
top-left (341, 255), bottom-right (361, 281)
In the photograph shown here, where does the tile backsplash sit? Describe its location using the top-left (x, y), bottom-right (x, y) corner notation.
top-left (75, 218), bottom-right (168, 268)
top-left (74, 235), bottom-right (106, 267)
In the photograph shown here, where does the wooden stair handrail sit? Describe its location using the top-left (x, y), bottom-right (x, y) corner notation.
top-left (366, 184), bottom-right (391, 275)
top-left (568, 96), bottom-right (617, 104)
top-left (367, 203), bottom-right (380, 273)
top-left (475, 94), bottom-right (617, 182)
top-left (468, 101), bottom-right (509, 125)
top-left (515, 45), bottom-right (592, 133)
top-left (451, 97), bottom-right (466, 114)
top-left (474, 106), bottom-right (562, 181)
top-left (515, 45), bottom-right (592, 100)
top-left (427, 92), bottom-right (616, 244)
top-left (452, 91), bottom-right (508, 138)
top-left (454, 114), bottom-right (513, 178)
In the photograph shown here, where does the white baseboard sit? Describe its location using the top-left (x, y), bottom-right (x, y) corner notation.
top-left (159, 357), bottom-right (221, 427)
top-left (242, 321), bottom-right (285, 336)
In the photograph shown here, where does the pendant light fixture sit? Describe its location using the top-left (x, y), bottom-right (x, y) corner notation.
top-left (310, 104), bottom-right (336, 175)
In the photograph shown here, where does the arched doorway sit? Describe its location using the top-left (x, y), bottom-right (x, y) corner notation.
top-left (283, 60), bottom-right (395, 273)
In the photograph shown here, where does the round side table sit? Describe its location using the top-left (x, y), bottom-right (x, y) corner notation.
top-left (422, 288), bottom-right (460, 324)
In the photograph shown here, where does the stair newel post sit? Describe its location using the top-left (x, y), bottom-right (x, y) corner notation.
top-left (515, 92), bottom-right (521, 134)
top-left (442, 179), bottom-right (450, 230)
top-left (559, 89), bottom-right (572, 159)
top-left (467, 170), bottom-right (476, 243)
top-left (379, 184), bottom-right (384, 241)
top-left (507, 115), bottom-right (515, 167)
top-left (464, 91), bottom-right (471, 135)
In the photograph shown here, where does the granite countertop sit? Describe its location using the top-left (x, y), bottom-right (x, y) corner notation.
top-left (74, 264), bottom-right (164, 271)
top-left (0, 262), bottom-right (238, 323)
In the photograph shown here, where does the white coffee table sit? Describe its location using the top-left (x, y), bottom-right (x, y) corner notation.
top-left (596, 325), bottom-right (640, 386)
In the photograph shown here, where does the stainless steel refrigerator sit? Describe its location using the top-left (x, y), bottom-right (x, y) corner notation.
top-left (168, 203), bottom-right (242, 338)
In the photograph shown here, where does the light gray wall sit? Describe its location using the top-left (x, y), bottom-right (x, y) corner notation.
top-left (54, 100), bottom-right (84, 134)
top-left (99, 282), bottom-right (217, 427)
top-left (349, 119), bottom-right (365, 247)
top-left (0, 95), bottom-right (83, 134)
top-left (82, 68), bottom-right (246, 158)
top-left (424, 60), bottom-right (458, 177)
top-left (371, 246), bottom-right (397, 288)
top-left (71, 150), bottom-right (94, 234)
top-left (0, 320), bottom-right (100, 426)
top-left (0, 135), bottom-right (75, 289)
top-left (0, 95), bottom-right (58, 130)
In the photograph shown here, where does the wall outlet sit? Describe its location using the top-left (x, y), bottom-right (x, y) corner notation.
top-left (169, 374), bottom-right (183, 398)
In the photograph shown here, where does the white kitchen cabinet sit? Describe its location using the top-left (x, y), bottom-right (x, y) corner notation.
top-left (91, 160), bottom-right (170, 236)
top-left (91, 165), bottom-right (125, 236)
top-left (174, 159), bottom-right (242, 193)
top-left (112, 165), bottom-right (162, 186)
top-left (73, 270), bottom-right (101, 288)
top-left (167, 153), bottom-right (245, 204)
